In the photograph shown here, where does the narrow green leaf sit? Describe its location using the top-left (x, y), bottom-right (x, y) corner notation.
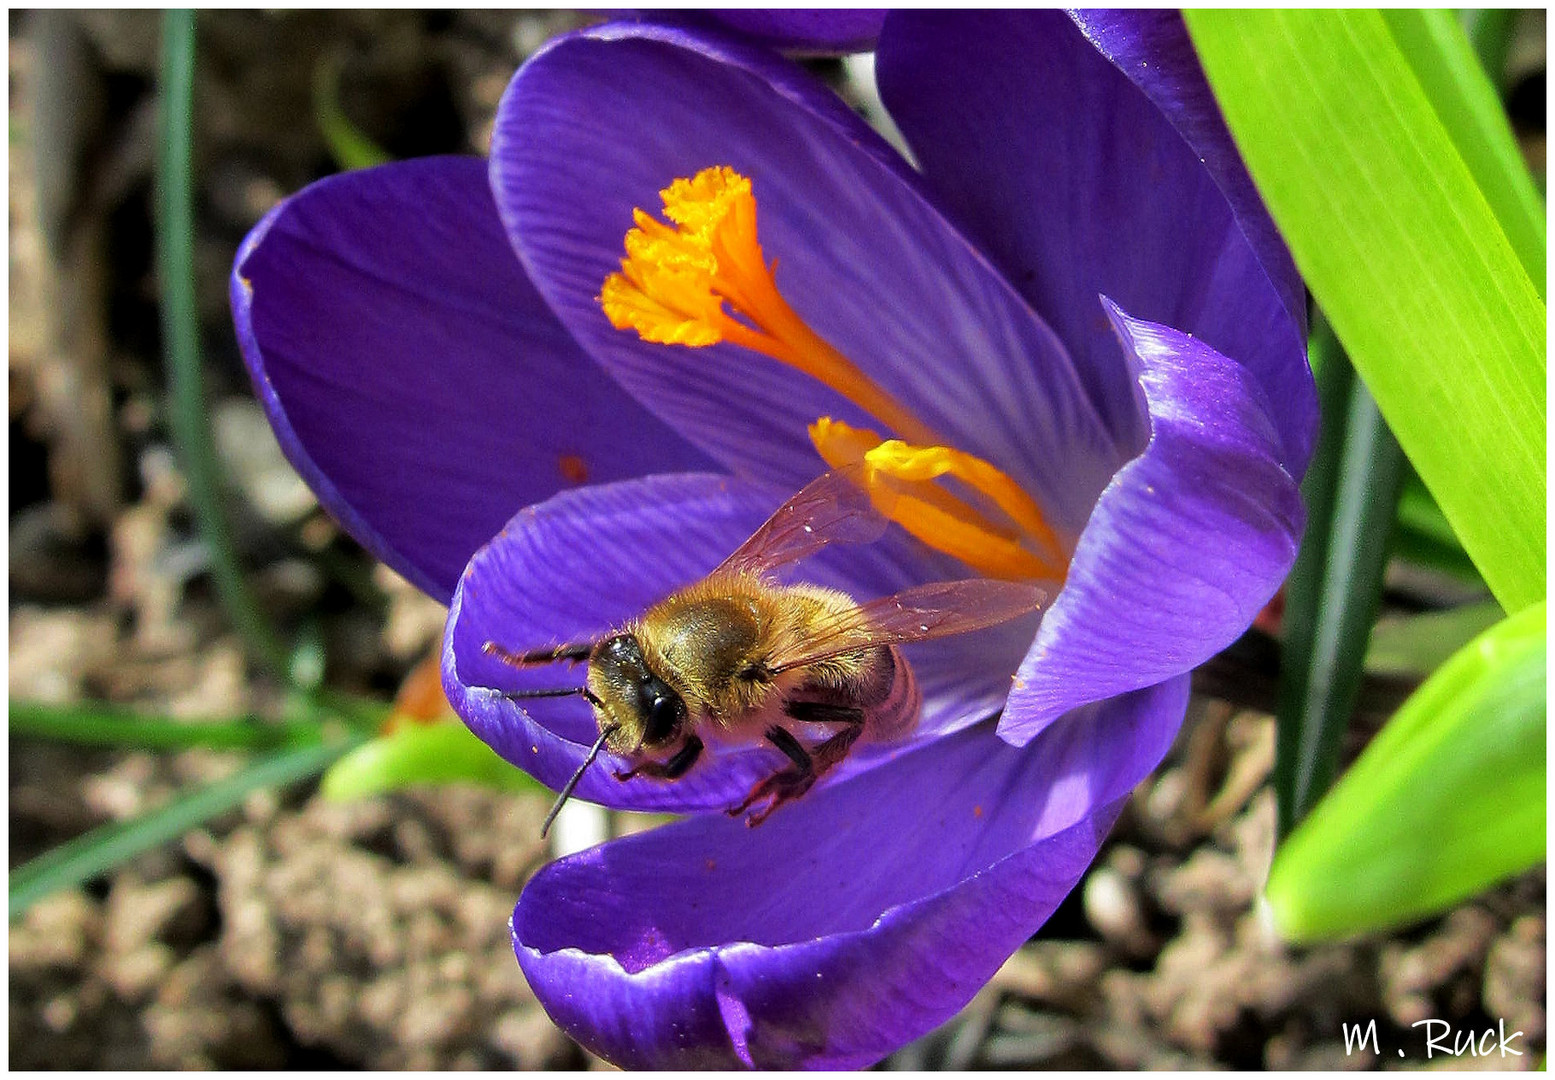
top-left (9, 735), bottom-right (363, 920)
top-left (1381, 9), bottom-right (1544, 292)
top-left (1388, 522), bottom-right (1487, 585)
top-left (312, 54), bottom-right (391, 172)
top-left (1272, 320), bottom-right (1349, 835)
top-left (9, 699), bottom-right (323, 750)
top-left (1395, 469), bottom-right (1464, 554)
top-left (1458, 9), bottom-right (1516, 95)
top-left (157, 10), bottom-right (290, 676)
top-left (1185, 10), bottom-right (1546, 614)
top-left (1275, 321), bottom-right (1408, 838)
top-left (1265, 602), bottom-right (1546, 943)
top-left (1389, 468), bottom-right (1487, 585)
top-left (1364, 601), bottom-right (1505, 677)
top-left (320, 719), bottom-right (548, 800)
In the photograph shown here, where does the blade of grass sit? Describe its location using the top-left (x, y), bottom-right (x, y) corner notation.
top-left (156, 10), bottom-right (289, 676)
top-left (312, 53), bottom-right (392, 171)
top-left (10, 699), bottom-right (324, 750)
top-left (1275, 318), bottom-right (1408, 838)
top-left (9, 733), bottom-right (364, 921)
top-left (1271, 317), bottom-right (1347, 830)
top-left (1185, 10), bottom-right (1545, 614)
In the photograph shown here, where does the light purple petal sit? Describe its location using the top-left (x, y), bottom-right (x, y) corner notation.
top-left (513, 676), bottom-right (1188, 1068)
top-left (443, 472), bottom-right (1036, 813)
top-left (1001, 302), bottom-right (1302, 745)
top-left (876, 10), bottom-right (1315, 472)
top-left (231, 156), bottom-right (711, 603)
top-left (490, 22), bottom-right (1121, 535)
top-left (642, 9), bottom-right (886, 53)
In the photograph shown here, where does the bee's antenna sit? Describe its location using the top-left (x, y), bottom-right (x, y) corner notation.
top-left (502, 686), bottom-right (604, 707)
top-left (541, 723), bottom-right (620, 840)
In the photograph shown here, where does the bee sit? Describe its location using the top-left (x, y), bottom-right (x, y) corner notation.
top-left (484, 468), bottom-right (1047, 835)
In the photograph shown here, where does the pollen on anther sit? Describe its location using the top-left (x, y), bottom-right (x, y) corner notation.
top-left (598, 165), bottom-right (760, 347)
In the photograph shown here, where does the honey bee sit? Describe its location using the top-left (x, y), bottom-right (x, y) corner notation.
top-left (484, 469), bottom-right (1047, 834)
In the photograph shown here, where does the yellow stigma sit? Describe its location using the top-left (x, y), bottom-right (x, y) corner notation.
top-left (599, 166), bottom-right (936, 445)
top-left (810, 417), bottom-right (1067, 582)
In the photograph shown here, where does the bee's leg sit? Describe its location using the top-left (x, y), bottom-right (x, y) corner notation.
top-left (804, 719), bottom-right (865, 779)
top-left (613, 735), bottom-right (703, 782)
top-left (731, 705), bottom-right (865, 826)
top-left (728, 726), bottom-right (813, 825)
top-left (784, 700), bottom-right (866, 768)
top-left (765, 724), bottom-right (814, 772)
top-left (482, 640), bottom-right (595, 668)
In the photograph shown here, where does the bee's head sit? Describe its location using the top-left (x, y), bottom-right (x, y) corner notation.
top-left (586, 633), bottom-right (688, 754)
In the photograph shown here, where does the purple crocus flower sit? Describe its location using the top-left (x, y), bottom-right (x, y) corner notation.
top-left (231, 11), bottom-right (1314, 1069)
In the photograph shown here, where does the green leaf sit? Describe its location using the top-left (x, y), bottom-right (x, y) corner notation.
top-left (9, 735), bottom-right (363, 920)
top-left (1459, 9), bottom-right (1516, 93)
top-left (320, 719), bottom-right (549, 800)
top-left (1184, 10), bottom-right (1546, 614)
top-left (1395, 469), bottom-right (1464, 553)
top-left (1364, 601), bottom-right (1505, 677)
top-left (1274, 321), bottom-right (1408, 838)
top-left (9, 699), bottom-right (325, 750)
top-left (312, 54), bottom-right (391, 172)
top-left (1389, 468), bottom-right (1487, 585)
top-left (1388, 524), bottom-right (1486, 586)
top-left (1265, 601), bottom-right (1546, 943)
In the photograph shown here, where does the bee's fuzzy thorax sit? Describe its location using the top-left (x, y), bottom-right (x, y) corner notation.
top-left (630, 572), bottom-right (861, 729)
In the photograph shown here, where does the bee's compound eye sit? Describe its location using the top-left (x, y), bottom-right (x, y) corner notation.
top-left (644, 692), bottom-right (684, 745)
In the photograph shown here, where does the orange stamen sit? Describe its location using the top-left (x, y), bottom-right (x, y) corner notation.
top-left (600, 166), bottom-right (1071, 585)
top-left (599, 166), bottom-right (936, 446)
top-left (811, 417), bottom-right (1067, 582)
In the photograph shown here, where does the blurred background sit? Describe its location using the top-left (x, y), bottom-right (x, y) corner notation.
top-left (8, 9), bottom-right (1546, 1069)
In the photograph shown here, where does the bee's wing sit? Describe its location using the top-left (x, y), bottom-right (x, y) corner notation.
top-left (715, 466), bottom-right (892, 578)
top-left (768, 579), bottom-right (1048, 674)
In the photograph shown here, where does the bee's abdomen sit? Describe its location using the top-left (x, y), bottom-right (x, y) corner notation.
top-left (795, 646), bottom-right (920, 744)
top-left (864, 646), bottom-right (920, 743)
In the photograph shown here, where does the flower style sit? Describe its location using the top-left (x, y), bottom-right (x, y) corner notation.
top-left (231, 11), bottom-right (1314, 1069)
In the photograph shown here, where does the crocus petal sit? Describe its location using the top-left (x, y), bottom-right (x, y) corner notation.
top-left (513, 675), bottom-right (1188, 1068)
top-left (1001, 301), bottom-right (1303, 745)
top-left (232, 156), bottom-right (711, 603)
top-left (443, 472), bottom-right (1032, 813)
top-left (876, 10), bottom-right (1315, 472)
top-left (1068, 10), bottom-right (1308, 339)
top-left (642, 9), bottom-right (886, 53)
top-left (491, 22), bottom-right (1121, 534)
